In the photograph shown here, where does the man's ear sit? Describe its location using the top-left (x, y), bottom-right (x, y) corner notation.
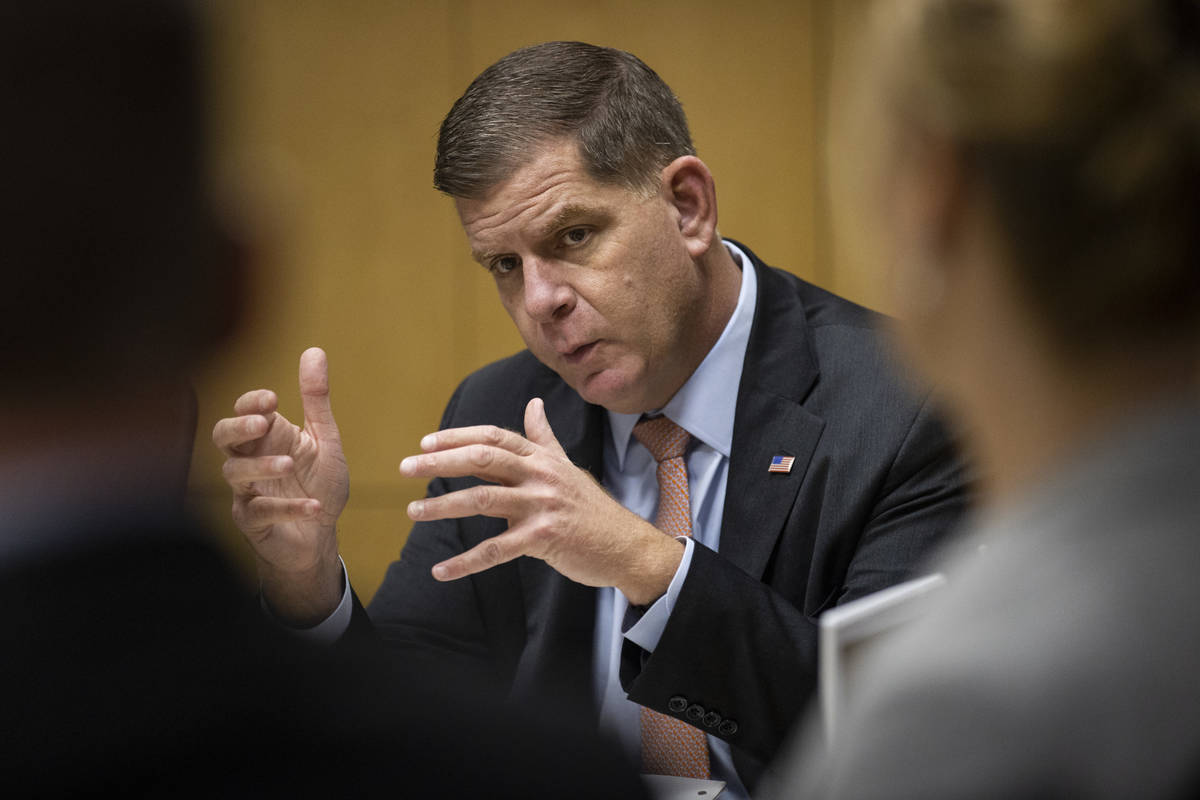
top-left (660, 156), bottom-right (719, 259)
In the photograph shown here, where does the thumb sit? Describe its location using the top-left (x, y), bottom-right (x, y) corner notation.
top-left (298, 347), bottom-right (340, 441)
top-left (524, 397), bottom-right (566, 457)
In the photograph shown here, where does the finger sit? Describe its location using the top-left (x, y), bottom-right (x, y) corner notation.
top-left (399, 444), bottom-right (532, 484)
top-left (419, 424), bottom-right (536, 456)
top-left (222, 455), bottom-right (294, 491)
top-left (233, 495), bottom-right (321, 532)
top-left (431, 529), bottom-right (529, 581)
top-left (523, 397), bottom-right (567, 458)
top-left (233, 388), bottom-right (278, 417)
top-left (407, 484), bottom-right (525, 522)
top-left (213, 414), bottom-right (272, 454)
top-left (299, 347), bottom-right (339, 441)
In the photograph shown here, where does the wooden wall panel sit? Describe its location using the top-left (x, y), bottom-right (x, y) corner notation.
top-left (190, 0), bottom-right (870, 603)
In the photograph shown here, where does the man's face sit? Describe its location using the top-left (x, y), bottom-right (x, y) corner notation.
top-left (455, 139), bottom-right (712, 414)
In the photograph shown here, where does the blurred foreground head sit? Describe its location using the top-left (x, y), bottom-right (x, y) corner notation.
top-left (0, 0), bottom-right (235, 408)
top-left (856, 0), bottom-right (1200, 493)
top-left (872, 0), bottom-right (1200, 352)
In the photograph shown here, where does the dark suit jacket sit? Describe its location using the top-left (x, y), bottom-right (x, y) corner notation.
top-left (0, 512), bottom-right (647, 798)
top-left (358, 242), bottom-right (968, 790)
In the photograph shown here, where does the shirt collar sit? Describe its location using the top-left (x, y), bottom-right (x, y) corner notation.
top-left (607, 240), bottom-right (759, 469)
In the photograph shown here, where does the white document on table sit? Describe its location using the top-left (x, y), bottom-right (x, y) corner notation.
top-left (641, 774), bottom-right (725, 799)
top-left (819, 572), bottom-right (946, 744)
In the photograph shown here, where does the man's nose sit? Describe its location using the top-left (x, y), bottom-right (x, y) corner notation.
top-left (522, 257), bottom-right (575, 323)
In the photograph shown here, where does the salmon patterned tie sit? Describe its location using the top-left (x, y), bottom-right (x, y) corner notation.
top-left (631, 416), bottom-right (711, 780)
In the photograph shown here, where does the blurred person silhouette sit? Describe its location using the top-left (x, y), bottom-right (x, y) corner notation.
top-left (766, 0), bottom-right (1200, 797)
top-left (0, 1), bottom-right (648, 796)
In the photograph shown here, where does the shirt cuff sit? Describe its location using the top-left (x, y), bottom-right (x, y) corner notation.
top-left (623, 536), bottom-right (694, 653)
top-left (260, 556), bottom-right (354, 646)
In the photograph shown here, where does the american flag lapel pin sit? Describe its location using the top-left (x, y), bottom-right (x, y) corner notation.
top-left (768, 454), bottom-right (795, 474)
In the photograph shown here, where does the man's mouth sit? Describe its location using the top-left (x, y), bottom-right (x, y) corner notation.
top-left (561, 340), bottom-right (599, 364)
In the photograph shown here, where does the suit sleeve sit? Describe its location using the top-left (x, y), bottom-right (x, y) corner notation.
top-left (620, 394), bottom-right (969, 764)
top-left (838, 394), bottom-right (969, 605)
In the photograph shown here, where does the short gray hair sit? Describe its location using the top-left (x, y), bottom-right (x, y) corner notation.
top-left (434, 41), bottom-right (695, 199)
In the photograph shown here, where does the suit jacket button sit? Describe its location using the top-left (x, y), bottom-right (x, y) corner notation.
top-left (702, 711), bottom-right (722, 728)
top-left (718, 719), bottom-right (738, 736)
top-left (668, 696), bottom-right (688, 713)
top-left (685, 704), bottom-right (705, 722)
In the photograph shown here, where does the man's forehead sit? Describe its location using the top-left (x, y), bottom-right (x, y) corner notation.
top-left (456, 144), bottom-right (628, 256)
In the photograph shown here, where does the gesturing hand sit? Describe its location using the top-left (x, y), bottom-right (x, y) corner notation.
top-left (401, 398), bottom-right (684, 606)
top-left (212, 347), bottom-right (349, 624)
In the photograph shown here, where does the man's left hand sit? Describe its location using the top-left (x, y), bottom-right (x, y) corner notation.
top-left (401, 398), bottom-right (683, 606)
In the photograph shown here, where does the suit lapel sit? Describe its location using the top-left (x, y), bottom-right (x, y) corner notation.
top-left (512, 370), bottom-right (605, 714)
top-left (720, 244), bottom-right (826, 579)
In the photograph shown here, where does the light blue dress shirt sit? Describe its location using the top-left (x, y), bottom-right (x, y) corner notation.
top-left (594, 241), bottom-right (757, 799)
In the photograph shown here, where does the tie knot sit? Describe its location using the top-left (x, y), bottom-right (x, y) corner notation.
top-left (632, 416), bottom-right (690, 462)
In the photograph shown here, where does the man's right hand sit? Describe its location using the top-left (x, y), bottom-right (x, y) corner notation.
top-left (212, 347), bottom-right (349, 626)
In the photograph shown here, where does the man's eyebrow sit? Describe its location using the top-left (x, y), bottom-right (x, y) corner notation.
top-left (539, 203), bottom-right (596, 239)
top-left (469, 203), bottom-right (603, 263)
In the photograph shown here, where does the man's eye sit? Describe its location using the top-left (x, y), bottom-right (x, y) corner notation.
top-left (561, 227), bottom-right (591, 246)
top-left (490, 256), bottom-right (520, 275)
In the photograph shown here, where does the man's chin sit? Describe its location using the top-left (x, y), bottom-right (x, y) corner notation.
top-left (572, 370), bottom-right (647, 414)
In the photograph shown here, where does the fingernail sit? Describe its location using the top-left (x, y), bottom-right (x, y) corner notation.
top-left (306, 500), bottom-right (321, 515)
top-left (420, 433), bottom-right (436, 450)
top-left (400, 456), bottom-right (416, 475)
top-left (273, 456), bottom-right (291, 471)
top-left (432, 564), bottom-right (448, 580)
top-left (407, 500), bottom-right (423, 518)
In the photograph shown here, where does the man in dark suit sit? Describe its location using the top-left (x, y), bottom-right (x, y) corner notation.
top-left (1, 8), bottom-right (646, 797)
top-left (215, 42), bottom-right (966, 797)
